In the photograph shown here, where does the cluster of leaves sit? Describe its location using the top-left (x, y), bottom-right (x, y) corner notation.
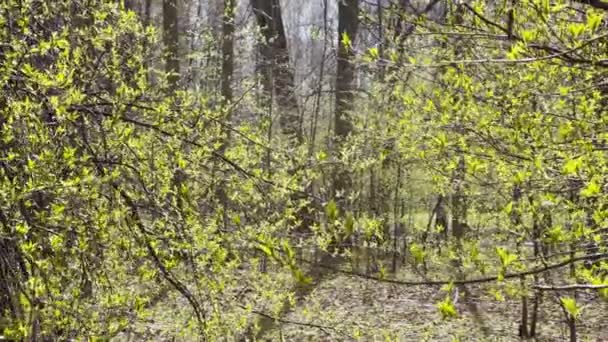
top-left (0, 0), bottom-right (316, 339)
top-left (349, 0), bottom-right (608, 320)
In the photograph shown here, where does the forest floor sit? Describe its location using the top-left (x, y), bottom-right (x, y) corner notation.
top-left (115, 254), bottom-right (608, 341)
top-left (267, 268), bottom-right (608, 341)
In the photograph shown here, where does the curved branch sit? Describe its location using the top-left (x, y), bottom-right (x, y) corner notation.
top-left (302, 253), bottom-right (608, 286)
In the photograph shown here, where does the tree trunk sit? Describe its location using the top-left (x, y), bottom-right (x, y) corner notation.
top-left (251, 0), bottom-right (300, 143)
top-left (163, 0), bottom-right (180, 88)
top-left (569, 315), bottom-right (577, 342)
top-left (451, 156), bottom-right (467, 239)
top-left (449, 3), bottom-right (467, 240)
top-left (211, 0), bottom-right (236, 237)
top-left (335, 0), bottom-right (359, 141)
top-left (123, 0), bottom-right (134, 11)
top-left (221, 0), bottom-right (234, 107)
top-left (333, 0), bottom-right (359, 202)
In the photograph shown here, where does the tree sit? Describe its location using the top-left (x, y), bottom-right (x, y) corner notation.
top-left (221, 0), bottom-right (235, 107)
top-left (335, 0), bottom-right (359, 141)
top-left (333, 0), bottom-right (360, 203)
top-left (251, 0), bottom-right (301, 143)
top-left (163, 0), bottom-right (180, 88)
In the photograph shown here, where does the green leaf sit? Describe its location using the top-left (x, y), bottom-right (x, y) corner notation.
top-left (257, 244), bottom-right (273, 257)
top-left (341, 32), bottom-right (352, 51)
top-left (367, 47), bottom-right (379, 60)
top-left (437, 297), bottom-right (457, 319)
top-left (558, 121), bottom-right (574, 139)
top-left (490, 289), bottom-right (505, 301)
top-left (232, 214), bottom-right (241, 225)
top-left (291, 267), bottom-right (312, 285)
top-left (282, 240), bottom-right (295, 260)
top-left (546, 225), bottom-right (565, 243)
top-left (563, 157), bottom-right (582, 175)
top-left (51, 203), bottom-right (65, 216)
top-left (410, 243), bottom-right (426, 265)
top-left (15, 222), bottom-right (29, 236)
top-left (568, 23), bottom-right (586, 37)
top-left (581, 179), bottom-right (600, 198)
top-left (325, 200), bottom-right (338, 221)
top-left (344, 212), bottom-right (355, 235)
top-left (586, 12), bottom-right (603, 32)
top-left (496, 247), bottom-right (517, 267)
top-left (560, 297), bottom-right (581, 319)
top-left (504, 201), bottom-right (513, 215)
top-left (521, 29), bottom-right (536, 42)
top-left (507, 42), bottom-right (525, 60)
top-left (316, 150), bottom-right (327, 161)
top-left (50, 235), bottom-right (64, 251)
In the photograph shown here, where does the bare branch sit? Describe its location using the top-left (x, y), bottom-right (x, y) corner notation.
top-left (301, 254), bottom-right (608, 286)
top-left (573, 0), bottom-right (608, 10)
top-left (534, 283), bottom-right (608, 291)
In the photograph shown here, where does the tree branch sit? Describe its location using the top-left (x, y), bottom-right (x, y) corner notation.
top-left (534, 283), bottom-right (608, 291)
top-left (301, 253), bottom-right (608, 286)
top-left (573, 0), bottom-right (608, 10)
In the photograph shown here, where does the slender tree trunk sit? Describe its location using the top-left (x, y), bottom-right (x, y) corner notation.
top-left (333, 0), bottom-right (359, 202)
top-left (163, 0), bottom-right (180, 88)
top-left (569, 315), bottom-right (577, 342)
top-left (391, 163), bottom-right (402, 273)
top-left (309, 0), bottom-right (329, 156)
top-left (213, 0), bottom-right (235, 236)
top-left (435, 195), bottom-right (448, 240)
top-left (530, 291), bottom-right (540, 337)
top-left (334, 0), bottom-right (359, 140)
top-left (519, 276), bottom-right (530, 338)
top-left (451, 156), bottom-right (467, 239)
top-left (144, 0), bottom-right (152, 26)
top-left (221, 0), bottom-right (234, 107)
top-left (123, 0), bottom-right (134, 11)
top-left (449, 2), bottom-right (467, 241)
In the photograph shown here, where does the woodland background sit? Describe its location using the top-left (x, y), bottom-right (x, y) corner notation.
top-left (1, 0), bottom-right (608, 340)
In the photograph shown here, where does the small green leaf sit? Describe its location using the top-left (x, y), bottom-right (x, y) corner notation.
top-left (504, 201), bottom-right (513, 214)
top-left (410, 243), bottom-right (426, 265)
top-left (587, 12), bottom-right (603, 32)
top-left (344, 212), bottom-right (354, 235)
top-left (521, 29), bottom-right (536, 42)
top-left (560, 297), bottom-right (581, 319)
top-left (341, 32), bottom-right (351, 51)
top-left (232, 214), bottom-right (241, 225)
top-left (437, 297), bottom-right (457, 319)
top-left (316, 150), bottom-right (327, 161)
top-left (496, 247), bottom-right (517, 267)
top-left (568, 23), bottom-right (586, 37)
top-left (581, 179), bottom-right (600, 198)
top-left (563, 157), bottom-right (582, 175)
top-left (367, 47), bottom-right (379, 60)
top-left (257, 244), bottom-right (273, 257)
top-left (325, 200), bottom-right (338, 221)
top-left (16, 222), bottom-right (29, 236)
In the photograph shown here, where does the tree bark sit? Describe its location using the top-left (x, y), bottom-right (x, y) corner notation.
top-left (221, 0), bottom-right (234, 107)
top-left (333, 0), bottom-right (359, 202)
top-left (163, 0), bottom-right (180, 88)
top-left (335, 0), bottom-right (359, 140)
